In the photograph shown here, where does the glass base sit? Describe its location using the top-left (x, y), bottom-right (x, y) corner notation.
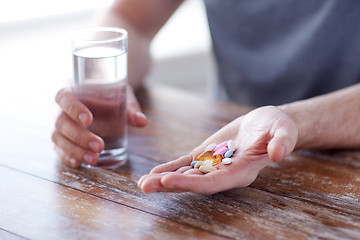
top-left (83, 148), bottom-right (128, 169)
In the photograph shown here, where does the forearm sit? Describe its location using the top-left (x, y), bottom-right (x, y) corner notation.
top-left (96, 7), bottom-right (151, 89)
top-left (96, 0), bottom-right (183, 89)
top-left (280, 83), bottom-right (360, 150)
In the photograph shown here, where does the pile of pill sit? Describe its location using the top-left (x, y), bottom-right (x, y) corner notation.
top-left (190, 140), bottom-right (236, 174)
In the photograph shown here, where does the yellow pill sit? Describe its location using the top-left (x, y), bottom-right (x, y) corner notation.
top-left (203, 155), bottom-right (216, 162)
top-left (194, 161), bottom-right (204, 169)
top-left (196, 151), bottom-right (213, 161)
top-left (199, 165), bottom-right (217, 174)
top-left (212, 154), bottom-right (223, 166)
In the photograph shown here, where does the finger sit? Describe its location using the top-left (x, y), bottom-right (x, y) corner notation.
top-left (183, 168), bottom-right (203, 175)
top-left (138, 174), bottom-right (162, 193)
top-left (55, 88), bottom-right (93, 126)
top-left (52, 130), bottom-right (99, 166)
top-left (137, 171), bottom-right (169, 189)
top-left (54, 146), bottom-right (81, 168)
top-left (141, 155), bottom-right (269, 194)
top-left (159, 154), bottom-right (268, 194)
top-left (127, 86), bottom-right (147, 127)
top-left (150, 155), bottom-right (193, 174)
top-left (175, 166), bottom-right (192, 173)
top-left (55, 112), bottom-right (104, 153)
top-left (268, 123), bottom-right (298, 162)
top-left (138, 174), bottom-right (181, 193)
top-left (160, 171), bottom-right (234, 194)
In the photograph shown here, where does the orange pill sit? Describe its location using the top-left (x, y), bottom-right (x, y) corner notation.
top-left (196, 151), bottom-right (213, 161)
top-left (212, 154), bottom-right (223, 166)
top-left (203, 155), bottom-right (216, 162)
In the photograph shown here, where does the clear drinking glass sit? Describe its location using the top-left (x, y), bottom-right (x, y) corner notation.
top-left (72, 27), bottom-right (128, 168)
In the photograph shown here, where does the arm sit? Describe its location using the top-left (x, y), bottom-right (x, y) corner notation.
top-left (98, 0), bottom-right (184, 89)
top-left (281, 83), bottom-right (360, 150)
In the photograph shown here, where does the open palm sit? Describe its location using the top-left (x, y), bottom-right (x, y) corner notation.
top-left (138, 106), bottom-right (298, 194)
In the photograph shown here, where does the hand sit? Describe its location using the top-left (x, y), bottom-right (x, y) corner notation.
top-left (138, 106), bottom-right (298, 194)
top-left (52, 85), bottom-right (147, 168)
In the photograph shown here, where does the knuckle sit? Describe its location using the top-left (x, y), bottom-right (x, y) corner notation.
top-left (54, 112), bottom-right (65, 131)
top-left (67, 103), bottom-right (77, 117)
top-left (51, 130), bottom-right (58, 144)
top-left (72, 132), bottom-right (83, 146)
top-left (56, 88), bottom-right (79, 117)
top-left (55, 88), bottom-right (69, 104)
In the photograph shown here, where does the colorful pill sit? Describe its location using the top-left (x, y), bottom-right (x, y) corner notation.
top-left (203, 155), bottom-right (216, 162)
top-left (213, 146), bottom-right (228, 156)
top-left (212, 154), bottom-right (223, 166)
top-left (193, 139), bottom-right (235, 173)
top-left (203, 160), bottom-right (213, 167)
top-left (224, 149), bottom-right (234, 158)
top-left (190, 161), bottom-right (198, 168)
top-left (194, 161), bottom-right (203, 168)
top-left (196, 151), bottom-right (213, 161)
top-left (213, 141), bottom-right (228, 152)
top-left (205, 143), bottom-right (217, 152)
top-left (222, 158), bottom-right (232, 165)
top-left (199, 165), bottom-right (217, 174)
top-left (227, 140), bottom-right (236, 151)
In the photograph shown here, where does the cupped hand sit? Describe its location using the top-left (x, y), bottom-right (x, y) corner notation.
top-left (138, 106), bottom-right (298, 194)
top-left (52, 86), bottom-right (147, 168)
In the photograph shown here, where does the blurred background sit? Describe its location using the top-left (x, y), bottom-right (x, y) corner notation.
top-left (0, 0), bottom-right (213, 96)
top-left (0, 0), bottom-right (215, 131)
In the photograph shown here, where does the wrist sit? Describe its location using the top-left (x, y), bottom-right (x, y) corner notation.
top-left (278, 102), bottom-right (311, 150)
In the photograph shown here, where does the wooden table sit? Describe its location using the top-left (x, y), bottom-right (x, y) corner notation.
top-left (0, 84), bottom-right (359, 239)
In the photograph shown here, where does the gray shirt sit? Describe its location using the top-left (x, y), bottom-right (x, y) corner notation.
top-left (203, 0), bottom-right (360, 107)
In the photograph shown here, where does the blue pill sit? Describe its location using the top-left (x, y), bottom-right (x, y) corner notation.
top-left (224, 149), bottom-right (233, 158)
top-left (190, 161), bottom-right (198, 168)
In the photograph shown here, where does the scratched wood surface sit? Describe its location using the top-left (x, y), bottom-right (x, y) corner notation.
top-left (0, 84), bottom-right (359, 240)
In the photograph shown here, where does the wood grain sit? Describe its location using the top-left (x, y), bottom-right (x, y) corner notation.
top-left (0, 165), bottom-right (227, 240)
top-left (0, 229), bottom-right (24, 240)
top-left (0, 84), bottom-right (359, 239)
top-left (1, 117), bottom-right (359, 239)
top-left (253, 151), bottom-right (360, 215)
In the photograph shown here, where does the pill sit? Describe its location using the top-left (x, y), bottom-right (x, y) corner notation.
top-left (213, 146), bottom-right (228, 156)
top-left (222, 158), bottom-right (232, 165)
top-left (203, 160), bottom-right (213, 166)
top-left (205, 143), bottom-right (217, 152)
top-left (224, 149), bottom-right (234, 158)
top-left (190, 161), bottom-right (198, 168)
top-left (227, 140), bottom-right (236, 151)
top-left (196, 151), bottom-right (213, 161)
top-left (203, 155), bottom-right (216, 161)
top-left (213, 141), bottom-right (228, 152)
top-left (194, 161), bottom-right (203, 168)
top-left (199, 165), bottom-right (217, 174)
top-left (212, 154), bottom-right (223, 166)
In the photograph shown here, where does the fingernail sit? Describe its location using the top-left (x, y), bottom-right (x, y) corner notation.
top-left (83, 153), bottom-right (94, 165)
top-left (70, 158), bottom-right (78, 167)
top-left (136, 112), bottom-right (147, 120)
top-left (89, 141), bottom-right (101, 152)
top-left (79, 113), bottom-right (88, 125)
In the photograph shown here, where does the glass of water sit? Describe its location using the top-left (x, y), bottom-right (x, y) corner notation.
top-left (72, 27), bottom-right (128, 168)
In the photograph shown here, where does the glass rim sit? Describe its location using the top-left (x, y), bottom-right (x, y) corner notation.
top-left (72, 27), bottom-right (128, 44)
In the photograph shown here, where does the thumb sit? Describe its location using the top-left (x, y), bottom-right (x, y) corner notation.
top-left (127, 85), bottom-right (148, 127)
top-left (267, 121), bottom-right (298, 162)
